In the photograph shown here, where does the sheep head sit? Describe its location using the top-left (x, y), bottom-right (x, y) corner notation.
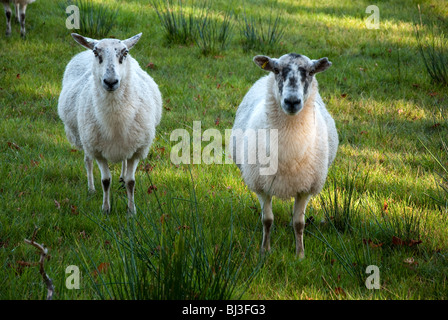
top-left (254, 53), bottom-right (331, 115)
top-left (71, 33), bottom-right (142, 92)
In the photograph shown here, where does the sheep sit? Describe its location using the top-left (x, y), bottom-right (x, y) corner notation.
top-left (57, 33), bottom-right (162, 214)
top-left (1, 0), bottom-right (36, 37)
top-left (230, 53), bottom-right (338, 258)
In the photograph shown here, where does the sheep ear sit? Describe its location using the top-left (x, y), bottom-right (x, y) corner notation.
top-left (71, 33), bottom-right (98, 50)
top-left (122, 33), bottom-right (142, 50)
top-left (253, 55), bottom-right (276, 72)
top-left (310, 57), bottom-right (332, 75)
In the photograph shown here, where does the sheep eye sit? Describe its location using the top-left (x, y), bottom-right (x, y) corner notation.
top-left (93, 50), bottom-right (98, 57)
top-left (273, 67), bottom-right (280, 75)
top-left (119, 50), bottom-right (129, 64)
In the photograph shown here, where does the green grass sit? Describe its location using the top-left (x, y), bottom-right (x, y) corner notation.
top-left (240, 4), bottom-right (285, 53)
top-left (64, 0), bottom-right (119, 38)
top-left (1, 0), bottom-right (448, 300)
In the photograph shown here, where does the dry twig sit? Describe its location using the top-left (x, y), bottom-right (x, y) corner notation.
top-left (24, 227), bottom-right (54, 300)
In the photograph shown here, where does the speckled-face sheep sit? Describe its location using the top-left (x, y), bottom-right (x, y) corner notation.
top-left (230, 53), bottom-right (338, 258)
top-left (1, 0), bottom-right (36, 37)
top-left (58, 33), bottom-right (162, 214)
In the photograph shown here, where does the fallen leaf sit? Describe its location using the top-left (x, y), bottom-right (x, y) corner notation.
top-left (16, 74), bottom-right (20, 79)
top-left (142, 163), bottom-right (155, 173)
top-left (15, 260), bottom-right (33, 275)
top-left (392, 236), bottom-right (403, 246)
top-left (54, 200), bottom-right (61, 210)
top-left (146, 62), bottom-right (155, 69)
top-left (383, 201), bottom-right (388, 213)
top-left (392, 236), bottom-right (422, 247)
top-left (147, 185), bottom-right (157, 194)
top-left (334, 287), bottom-right (346, 297)
top-left (408, 239), bottom-right (423, 247)
top-left (363, 238), bottom-right (384, 248)
top-left (215, 117), bottom-right (220, 126)
top-left (7, 141), bottom-right (20, 150)
top-left (92, 262), bottom-right (110, 277)
top-left (160, 213), bottom-right (169, 224)
top-left (97, 262), bottom-right (110, 273)
top-left (340, 93), bottom-right (347, 98)
top-left (70, 205), bottom-right (78, 215)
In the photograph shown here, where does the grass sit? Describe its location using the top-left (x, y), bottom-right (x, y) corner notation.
top-left (195, 8), bottom-right (234, 56)
top-left (75, 170), bottom-right (263, 299)
top-left (150, 0), bottom-right (199, 46)
top-left (64, 0), bottom-right (118, 38)
top-left (415, 5), bottom-right (448, 86)
top-left (1, 0), bottom-right (448, 300)
top-left (240, 5), bottom-right (285, 53)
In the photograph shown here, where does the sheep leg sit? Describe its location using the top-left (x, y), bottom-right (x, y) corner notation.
top-left (124, 156), bottom-right (139, 214)
top-left (84, 155), bottom-right (95, 194)
top-left (96, 158), bottom-right (112, 214)
top-left (257, 192), bottom-right (273, 254)
top-left (17, 3), bottom-right (27, 38)
top-left (2, 2), bottom-right (11, 36)
top-left (293, 194), bottom-right (311, 259)
top-left (14, 2), bottom-right (19, 22)
top-left (119, 160), bottom-right (127, 189)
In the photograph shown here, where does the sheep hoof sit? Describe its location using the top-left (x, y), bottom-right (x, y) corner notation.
top-left (260, 246), bottom-right (270, 257)
top-left (88, 188), bottom-right (96, 195)
top-left (102, 205), bottom-right (110, 214)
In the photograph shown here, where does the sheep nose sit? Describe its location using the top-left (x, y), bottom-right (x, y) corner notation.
top-left (103, 78), bottom-right (119, 90)
top-left (283, 97), bottom-right (301, 113)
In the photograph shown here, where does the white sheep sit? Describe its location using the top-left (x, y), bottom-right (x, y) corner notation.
top-left (58, 33), bottom-right (162, 214)
top-left (230, 53), bottom-right (338, 258)
top-left (1, 0), bottom-right (36, 37)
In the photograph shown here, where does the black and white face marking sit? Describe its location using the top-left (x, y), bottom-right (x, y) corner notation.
top-left (254, 53), bottom-right (332, 115)
top-left (71, 33), bottom-right (142, 93)
top-left (92, 40), bottom-right (130, 92)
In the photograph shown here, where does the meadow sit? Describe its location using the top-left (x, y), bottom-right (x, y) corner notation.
top-left (0, 0), bottom-right (447, 300)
